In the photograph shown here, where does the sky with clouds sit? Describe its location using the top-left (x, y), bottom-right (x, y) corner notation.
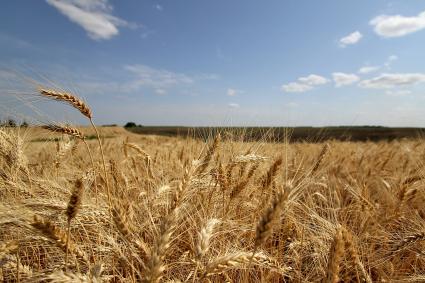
top-left (1, 0), bottom-right (425, 126)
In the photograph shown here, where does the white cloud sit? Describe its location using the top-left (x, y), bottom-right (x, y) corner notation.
top-left (46, 0), bottom-right (137, 40)
top-left (385, 90), bottom-right (412, 96)
top-left (339, 31), bottom-right (363, 47)
top-left (228, 103), bottom-right (240, 109)
top-left (298, 74), bottom-right (329, 86)
top-left (370, 11), bottom-right (425, 38)
top-left (227, 88), bottom-right (244, 96)
top-left (281, 74), bottom-right (329, 93)
top-left (359, 73), bottom-right (425, 89)
top-left (281, 82), bottom-right (313, 93)
top-left (332, 73), bottom-right (360, 87)
top-left (359, 55), bottom-right (397, 74)
top-left (358, 66), bottom-right (380, 74)
top-left (155, 4), bottom-right (163, 11)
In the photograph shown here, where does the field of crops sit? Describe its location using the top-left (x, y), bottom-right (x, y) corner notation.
top-left (1, 123), bottom-right (425, 282)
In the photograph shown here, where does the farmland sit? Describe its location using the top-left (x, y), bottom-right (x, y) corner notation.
top-left (1, 125), bottom-right (425, 282)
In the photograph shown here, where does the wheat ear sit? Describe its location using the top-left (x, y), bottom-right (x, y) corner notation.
top-left (341, 228), bottom-right (372, 283)
top-left (42, 125), bottom-right (85, 140)
top-left (65, 179), bottom-right (84, 268)
top-left (31, 215), bottom-right (88, 264)
top-left (39, 88), bottom-right (92, 118)
top-left (324, 226), bottom-right (344, 283)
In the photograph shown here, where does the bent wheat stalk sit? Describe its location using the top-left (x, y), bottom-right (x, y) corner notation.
top-left (39, 88), bottom-right (111, 208)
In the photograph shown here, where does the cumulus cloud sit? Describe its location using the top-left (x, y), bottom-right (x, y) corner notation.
top-left (281, 82), bottom-right (313, 93)
top-left (370, 11), bottom-right (425, 37)
top-left (358, 66), bottom-right (380, 74)
top-left (46, 0), bottom-right (137, 40)
top-left (298, 74), bottom-right (329, 85)
top-left (332, 73), bottom-right (360, 87)
top-left (339, 31), bottom-right (363, 47)
top-left (154, 4), bottom-right (163, 11)
top-left (281, 74), bottom-right (329, 93)
top-left (359, 73), bottom-right (425, 89)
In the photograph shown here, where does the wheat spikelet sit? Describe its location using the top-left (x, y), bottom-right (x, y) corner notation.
top-left (124, 142), bottom-right (154, 178)
top-left (232, 153), bottom-right (268, 164)
top-left (43, 125), bottom-right (85, 140)
top-left (324, 226), bottom-right (344, 283)
top-left (65, 179), bottom-right (84, 266)
top-left (311, 143), bottom-right (330, 174)
top-left (55, 139), bottom-right (74, 169)
top-left (66, 179), bottom-right (84, 222)
top-left (31, 215), bottom-right (88, 264)
top-left (261, 157), bottom-right (283, 190)
top-left (196, 133), bottom-right (220, 174)
top-left (41, 270), bottom-right (93, 282)
top-left (203, 251), bottom-right (287, 278)
top-left (216, 163), bottom-right (228, 191)
top-left (255, 189), bottom-right (288, 248)
top-left (0, 254), bottom-right (33, 279)
top-left (0, 240), bottom-right (18, 254)
top-left (341, 228), bottom-right (372, 283)
top-left (39, 88), bottom-right (92, 119)
top-left (112, 204), bottom-right (133, 238)
top-left (196, 219), bottom-right (220, 260)
top-left (144, 207), bottom-right (179, 283)
top-left (392, 231), bottom-right (425, 253)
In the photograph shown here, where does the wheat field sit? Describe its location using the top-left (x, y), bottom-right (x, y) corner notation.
top-left (1, 90), bottom-right (425, 282)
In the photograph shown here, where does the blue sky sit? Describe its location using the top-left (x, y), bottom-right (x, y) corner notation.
top-left (1, 0), bottom-right (425, 126)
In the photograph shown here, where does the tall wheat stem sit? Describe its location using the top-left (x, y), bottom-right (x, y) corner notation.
top-left (90, 119), bottom-right (111, 209)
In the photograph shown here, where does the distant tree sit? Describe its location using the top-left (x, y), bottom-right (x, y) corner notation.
top-left (124, 122), bottom-right (137, 128)
top-left (6, 119), bottom-right (16, 127)
top-left (21, 121), bottom-right (29, 127)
